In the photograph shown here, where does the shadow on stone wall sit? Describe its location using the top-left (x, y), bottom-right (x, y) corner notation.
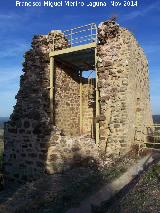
top-left (3, 35), bottom-right (54, 184)
top-left (1, 143), bottom-right (154, 212)
top-left (0, 149), bottom-right (104, 213)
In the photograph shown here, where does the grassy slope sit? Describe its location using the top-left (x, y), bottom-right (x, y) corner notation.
top-left (107, 161), bottom-right (160, 213)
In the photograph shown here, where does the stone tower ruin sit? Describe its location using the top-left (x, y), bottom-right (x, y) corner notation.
top-left (4, 19), bottom-right (153, 182)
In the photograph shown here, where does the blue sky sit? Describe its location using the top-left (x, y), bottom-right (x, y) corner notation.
top-left (0, 0), bottom-right (159, 116)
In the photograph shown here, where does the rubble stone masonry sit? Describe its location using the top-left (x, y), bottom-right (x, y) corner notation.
top-left (3, 19), bottom-right (153, 182)
top-left (97, 20), bottom-right (153, 154)
top-left (81, 78), bottom-right (96, 137)
top-left (54, 65), bottom-right (80, 136)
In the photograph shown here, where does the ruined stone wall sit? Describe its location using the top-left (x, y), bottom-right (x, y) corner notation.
top-left (3, 30), bottom-right (99, 183)
top-left (54, 65), bottom-right (80, 136)
top-left (3, 31), bottom-right (74, 182)
top-left (3, 19), bottom-right (153, 183)
top-left (46, 132), bottom-right (99, 174)
top-left (4, 35), bottom-right (51, 182)
top-left (82, 78), bottom-right (96, 137)
top-left (97, 20), bottom-right (153, 155)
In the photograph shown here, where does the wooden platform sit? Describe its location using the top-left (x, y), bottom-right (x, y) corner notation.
top-left (49, 42), bottom-right (96, 71)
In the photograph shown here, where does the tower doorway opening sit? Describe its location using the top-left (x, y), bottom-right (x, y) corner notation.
top-left (81, 70), bottom-right (96, 138)
top-left (49, 23), bottom-right (99, 143)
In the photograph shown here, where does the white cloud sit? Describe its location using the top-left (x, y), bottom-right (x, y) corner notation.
top-left (142, 44), bottom-right (160, 54)
top-left (0, 14), bottom-right (20, 21)
top-left (151, 95), bottom-right (160, 114)
top-left (0, 90), bottom-right (17, 117)
top-left (0, 67), bottom-right (21, 84)
top-left (0, 14), bottom-right (22, 31)
top-left (0, 67), bottom-right (21, 117)
top-left (0, 41), bottom-right (29, 58)
top-left (151, 79), bottom-right (160, 87)
top-left (122, 2), bottom-right (160, 20)
top-left (0, 9), bottom-right (43, 33)
top-left (0, 66), bottom-right (21, 100)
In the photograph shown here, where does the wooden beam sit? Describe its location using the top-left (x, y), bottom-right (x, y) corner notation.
top-left (55, 57), bottom-right (81, 72)
top-left (145, 142), bottom-right (160, 144)
top-left (95, 46), bottom-right (100, 146)
top-left (80, 71), bottom-right (83, 134)
top-left (49, 42), bottom-right (96, 57)
top-left (143, 147), bottom-right (160, 151)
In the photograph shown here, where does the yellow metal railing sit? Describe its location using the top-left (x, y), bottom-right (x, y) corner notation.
top-left (134, 125), bottom-right (160, 155)
top-left (63, 23), bottom-right (97, 47)
top-left (145, 125), bottom-right (160, 150)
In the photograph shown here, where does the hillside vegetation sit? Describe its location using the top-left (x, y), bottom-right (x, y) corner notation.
top-left (0, 117), bottom-right (8, 128)
top-left (0, 128), bottom-right (3, 171)
top-left (0, 117), bottom-right (7, 169)
top-left (153, 115), bottom-right (160, 124)
top-left (106, 160), bottom-right (160, 213)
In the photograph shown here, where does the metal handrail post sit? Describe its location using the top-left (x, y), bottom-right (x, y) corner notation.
top-left (70, 29), bottom-right (72, 47)
top-left (91, 24), bottom-right (93, 42)
top-left (80, 71), bottom-right (83, 134)
top-left (95, 25), bottom-right (99, 146)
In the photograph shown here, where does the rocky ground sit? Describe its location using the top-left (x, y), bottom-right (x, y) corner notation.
top-left (100, 152), bottom-right (160, 213)
top-left (0, 150), bottom-right (140, 213)
top-left (0, 142), bottom-right (159, 213)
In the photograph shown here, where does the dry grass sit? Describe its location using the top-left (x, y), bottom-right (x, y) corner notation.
top-left (106, 161), bottom-right (160, 213)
